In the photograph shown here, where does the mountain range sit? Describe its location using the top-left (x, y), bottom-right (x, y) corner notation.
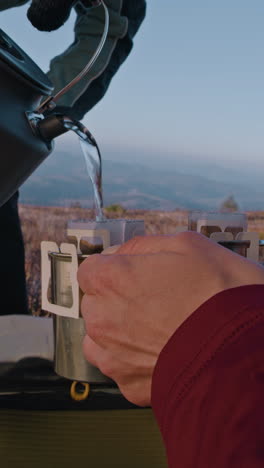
top-left (19, 136), bottom-right (264, 211)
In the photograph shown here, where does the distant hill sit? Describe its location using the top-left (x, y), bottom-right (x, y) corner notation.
top-left (19, 138), bottom-right (264, 211)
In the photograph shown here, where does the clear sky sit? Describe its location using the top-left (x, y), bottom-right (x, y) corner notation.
top-left (1, 1), bottom-right (264, 164)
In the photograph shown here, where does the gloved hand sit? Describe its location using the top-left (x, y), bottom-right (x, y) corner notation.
top-left (27, 0), bottom-right (76, 31)
top-left (27, 0), bottom-right (100, 32)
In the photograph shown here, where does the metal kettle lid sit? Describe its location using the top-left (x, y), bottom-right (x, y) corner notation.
top-left (0, 28), bottom-right (53, 96)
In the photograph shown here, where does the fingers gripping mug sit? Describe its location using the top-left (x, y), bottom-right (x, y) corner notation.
top-left (41, 219), bottom-right (145, 383)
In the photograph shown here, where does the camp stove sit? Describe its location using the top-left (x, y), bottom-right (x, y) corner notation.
top-left (41, 219), bottom-right (145, 384)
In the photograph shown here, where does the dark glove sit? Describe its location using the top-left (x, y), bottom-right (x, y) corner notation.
top-left (27, 0), bottom-right (101, 32)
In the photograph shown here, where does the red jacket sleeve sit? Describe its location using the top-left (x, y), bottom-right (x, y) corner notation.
top-left (151, 284), bottom-right (264, 468)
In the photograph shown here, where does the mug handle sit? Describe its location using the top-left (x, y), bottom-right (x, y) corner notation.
top-left (41, 241), bottom-right (80, 318)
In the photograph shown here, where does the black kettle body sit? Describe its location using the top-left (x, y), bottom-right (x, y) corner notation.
top-left (0, 29), bottom-right (56, 207)
top-left (0, 1), bottom-right (108, 208)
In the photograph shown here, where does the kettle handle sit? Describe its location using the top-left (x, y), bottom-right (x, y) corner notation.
top-left (36, 0), bottom-right (109, 114)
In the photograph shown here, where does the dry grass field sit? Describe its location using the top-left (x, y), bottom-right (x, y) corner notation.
top-left (18, 204), bottom-right (264, 315)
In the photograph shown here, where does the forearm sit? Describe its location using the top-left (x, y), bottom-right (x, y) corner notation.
top-left (152, 285), bottom-right (264, 467)
top-left (47, 0), bottom-right (146, 119)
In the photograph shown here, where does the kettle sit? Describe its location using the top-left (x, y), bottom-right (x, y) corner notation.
top-left (0, 28), bottom-right (72, 207)
top-left (0, 0), bottom-right (108, 208)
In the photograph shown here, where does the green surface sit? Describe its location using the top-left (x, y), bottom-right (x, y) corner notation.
top-left (0, 408), bottom-right (167, 468)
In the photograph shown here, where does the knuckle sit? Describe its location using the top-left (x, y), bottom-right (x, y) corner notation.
top-left (85, 313), bottom-right (104, 342)
top-left (82, 335), bottom-right (101, 369)
top-left (99, 358), bottom-right (115, 379)
top-left (77, 262), bottom-right (86, 292)
top-left (93, 261), bottom-right (115, 291)
top-left (93, 256), bottom-right (129, 293)
top-left (79, 256), bottom-right (116, 294)
top-left (118, 235), bottom-right (145, 254)
top-left (80, 293), bottom-right (90, 321)
top-left (81, 296), bottom-right (104, 340)
top-left (77, 255), bottom-right (100, 292)
top-left (82, 336), bottom-right (96, 366)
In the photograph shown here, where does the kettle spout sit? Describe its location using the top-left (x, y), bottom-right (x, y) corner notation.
top-left (26, 111), bottom-right (94, 146)
top-left (26, 111), bottom-right (70, 144)
top-left (37, 114), bottom-right (70, 143)
top-left (36, 115), bottom-right (96, 144)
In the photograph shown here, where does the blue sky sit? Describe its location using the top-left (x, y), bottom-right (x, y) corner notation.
top-left (1, 1), bottom-right (264, 165)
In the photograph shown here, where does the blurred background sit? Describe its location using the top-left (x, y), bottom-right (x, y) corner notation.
top-left (1, 2), bottom-right (264, 313)
top-left (1, 1), bottom-right (264, 211)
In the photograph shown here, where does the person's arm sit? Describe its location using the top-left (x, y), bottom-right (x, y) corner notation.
top-left (46, 0), bottom-right (146, 120)
top-left (78, 232), bottom-right (264, 465)
top-left (0, 0), bottom-right (146, 120)
top-left (152, 285), bottom-right (264, 467)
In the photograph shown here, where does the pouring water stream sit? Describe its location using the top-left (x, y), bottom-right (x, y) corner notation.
top-left (63, 120), bottom-right (105, 221)
top-left (37, 0), bottom-right (108, 222)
